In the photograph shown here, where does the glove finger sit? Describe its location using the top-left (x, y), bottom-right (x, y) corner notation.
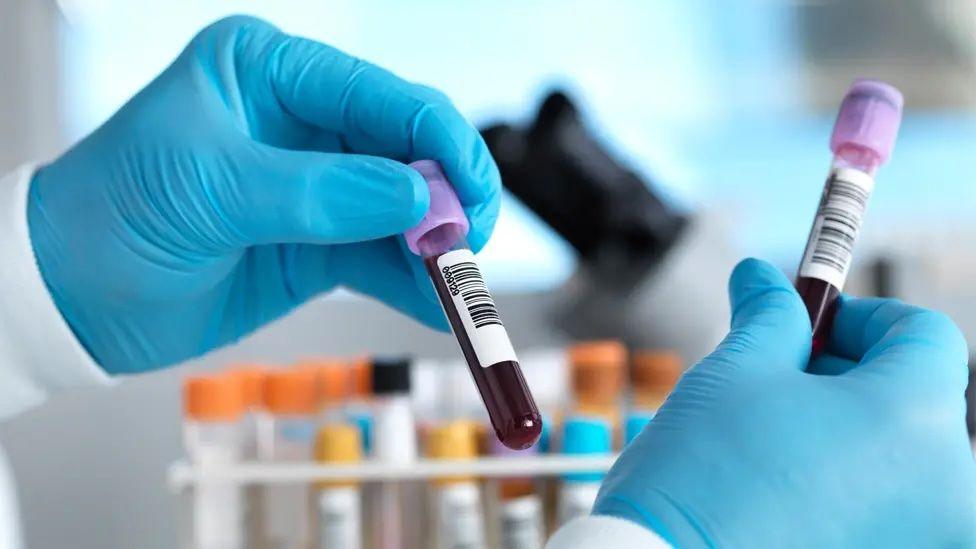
top-left (212, 18), bottom-right (502, 252)
top-left (331, 238), bottom-right (450, 332)
top-left (701, 258), bottom-right (811, 374)
top-left (830, 297), bottom-right (968, 392)
top-left (225, 144), bottom-right (429, 246)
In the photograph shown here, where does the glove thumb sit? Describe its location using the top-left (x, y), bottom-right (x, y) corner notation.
top-left (705, 258), bottom-right (812, 374)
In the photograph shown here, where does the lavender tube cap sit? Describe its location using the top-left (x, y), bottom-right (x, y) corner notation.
top-left (490, 430), bottom-right (539, 457)
top-left (830, 79), bottom-right (904, 164)
top-left (403, 160), bottom-right (470, 256)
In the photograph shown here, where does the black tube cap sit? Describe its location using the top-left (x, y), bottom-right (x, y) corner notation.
top-left (371, 357), bottom-right (412, 395)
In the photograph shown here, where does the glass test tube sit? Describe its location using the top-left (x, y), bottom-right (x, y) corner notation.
top-left (426, 421), bottom-right (487, 549)
top-left (489, 433), bottom-right (544, 549)
top-left (557, 417), bottom-right (611, 527)
top-left (568, 341), bottom-right (626, 448)
top-left (795, 79), bottom-right (903, 354)
top-left (315, 424), bottom-right (363, 549)
top-left (183, 373), bottom-right (245, 549)
top-left (370, 358), bottom-right (419, 549)
top-left (404, 160), bottom-right (542, 450)
top-left (262, 368), bottom-right (318, 549)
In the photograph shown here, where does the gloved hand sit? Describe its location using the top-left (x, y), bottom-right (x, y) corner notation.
top-left (595, 258), bottom-right (975, 547)
top-left (27, 16), bottom-right (500, 374)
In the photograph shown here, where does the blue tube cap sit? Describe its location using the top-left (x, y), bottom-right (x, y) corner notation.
top-left (562, 416), bottom-right (611, 482)
top-left (624, 412), bottom-right (654, 446)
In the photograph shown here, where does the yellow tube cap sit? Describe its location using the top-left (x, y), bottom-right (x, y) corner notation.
top-left (315, 423), bottom-right (363, 489)
top-left (426, 421), bottom-right (478, 484)
top-left (315, 423), bottom-right (363, 464)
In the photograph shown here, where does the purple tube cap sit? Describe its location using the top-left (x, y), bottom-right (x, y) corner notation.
top-left (830, 79), bottom-right (904, 164)
top-left (490, 429), bottom-right (539, 457)
top-left (403, 160), bottom-right (470, 256)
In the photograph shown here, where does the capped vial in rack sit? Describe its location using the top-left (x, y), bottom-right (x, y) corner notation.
top-left (404, 160), bottom-right (542, 450)
top-left (426, 421), bottom-right (487, 549)
top-left (183, 373), bottom-right (246, 549)
top-left (558, 416), bottom-right (612, 526)
top-left (315, 424), bottom-right (364, 549)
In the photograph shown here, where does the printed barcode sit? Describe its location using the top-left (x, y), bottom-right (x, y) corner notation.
top-left (809, 177), bottom-right (869, 273)
top-left (445, 262), bottom-right (503, 329)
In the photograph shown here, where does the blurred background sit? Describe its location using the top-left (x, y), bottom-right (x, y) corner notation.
top-left (2, 0), bottom-right (976, 547)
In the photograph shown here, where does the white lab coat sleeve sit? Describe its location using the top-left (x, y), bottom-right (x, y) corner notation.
top-left (0, 164), bottom-right (112, 420)
top-left (546, 515), bottom-right (672, 549)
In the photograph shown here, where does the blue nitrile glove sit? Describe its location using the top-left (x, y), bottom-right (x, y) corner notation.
top-left (27, 16), bottom-right (501, 375)
top-left (594, 258), bottom-right (976, 547)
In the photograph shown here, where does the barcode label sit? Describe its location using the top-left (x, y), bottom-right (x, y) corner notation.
top-left (446, 262), bottom-right (502, 328)
top-left (437, 249), bottom-right (518, 368)
top-left (798, 167), bottom-right (874, 289)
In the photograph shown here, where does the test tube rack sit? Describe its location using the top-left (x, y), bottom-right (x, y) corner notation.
top-left (168, 454), bottom-right (619, 489)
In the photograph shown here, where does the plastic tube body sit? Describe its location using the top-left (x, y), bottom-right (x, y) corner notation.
top-left (557, 417), bottom-right (610, 527)
top-left (498, 495), bottom-right (544, 549)
top-left (430, 482), bottom-right (487, 549)
top-left (372, 392), bottom-right (418, 549)
top-left (556, 482), bottom-right (601, 526)
top-left (184, 421), bottom-right (244, 549)
top-left (418, 235), bottom-right (541, 449)
top-left (796, 148), bottom-right (881, 354)
top-left (406, 159), bottom-right (541, 450)
top-left (317, 486), bottom-right (361, 549)
top-left (264, 413), bottom-right (315, 549)
top-left (490, 434), bottom-right (543, 549)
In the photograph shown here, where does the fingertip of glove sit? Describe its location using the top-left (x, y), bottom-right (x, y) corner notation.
top-left (358, 157), bottom-right (431, 230)
top-left (728, 258), bottom-right (807, 334)
top-left (401, 163), bottom-right (431, 228)
top-left (729, 258), bottom-right (790, 292)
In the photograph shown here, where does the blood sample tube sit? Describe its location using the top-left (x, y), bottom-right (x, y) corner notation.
top-left (796, 79), bottom-right (903, 354)
top-left (404, 160), bottom-right (542, 450)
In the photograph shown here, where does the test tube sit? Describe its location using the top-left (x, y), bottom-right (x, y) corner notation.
top-left (315, 424), bottom-right (363, 549)
top-left (489, 434), bottom-right (543, 549)
top-left (345, 357), bottom-right (373, 456)
top-left (370, 358), bottom-right (418, 549)
top-left (225, 365), bottom-right (267, 459)
top-left (182, 373), bottom-right (245, 549)
top-left (557, 417), bottom-right (611, 526)
top-left (262, 367), bottom-right (318, 549)
top-left (796, 79), bottom-right (903, 354)
top-left (225, 365), bottom-right (270, 545)
top-left (568, 341), bottom-right (626, 441)
top-left (426, 421), bottom-right (487, 549)
top-left (404, 160), bottom-right (542, 450)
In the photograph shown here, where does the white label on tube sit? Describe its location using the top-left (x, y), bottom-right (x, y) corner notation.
top-left (437, 249), bottom-right (518, 368)
top-left (557, 482), bottom-right (601, 526)
top-left (436, 483), bottom-right (486, 549)
top-left (798, 168), bottom-right (874, 289)
top-left (500, 495), bottom-right (543, 549)
top-left (319, 488), bottom-right (361, 549)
